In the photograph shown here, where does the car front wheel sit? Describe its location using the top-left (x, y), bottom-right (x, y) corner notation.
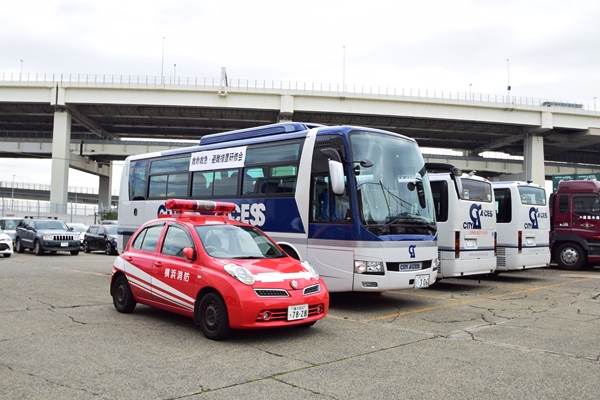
top-left (197, 292), bottom-right (231, 340)
top-left (105, 242), bottom-right (113, 255)
top-left (112, 275), bottom-right (136, 313)
top-left (83, 241), bottom-right (90, 253)
top-left (16, 238), bottom-right (24, 253)
top-left (34, 240), bottom-right (44, 256)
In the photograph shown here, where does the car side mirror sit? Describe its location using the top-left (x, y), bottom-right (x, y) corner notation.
top-left (183, 247), bottom-right (196, 261)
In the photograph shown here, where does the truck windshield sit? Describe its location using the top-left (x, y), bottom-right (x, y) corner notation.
top-left (518, 186), bottom-right (546, 205)
top-left (350, 131), bottom-right (435, 235)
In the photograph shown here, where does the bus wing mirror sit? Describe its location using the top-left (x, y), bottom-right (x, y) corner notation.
top-left (329, 160), bottom-right (345, 195)
top-left (453, 175), bottom-right (464, 200)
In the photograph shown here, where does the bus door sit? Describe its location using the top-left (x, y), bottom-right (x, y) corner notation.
top-left (307, 173), bottom-right (354, 292)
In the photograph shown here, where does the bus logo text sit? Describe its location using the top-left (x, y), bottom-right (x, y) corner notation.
top-left (408, 245), bottom-right (416, 258)
top-left (463, 204), bottom-right (494, 229)
top-left (156, 203), bottom-right (266, 227)
top-left (525, 207), bottom-right (547, 229)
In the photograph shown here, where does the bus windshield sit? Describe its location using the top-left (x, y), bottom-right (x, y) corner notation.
top-left (518, 186), bottom-right (546, 205)
top-left (350, 131), bottom-right (435, 234)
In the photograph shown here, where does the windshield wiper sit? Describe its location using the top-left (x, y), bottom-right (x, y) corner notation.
top-left (377, 214), bottom-right (436, 235)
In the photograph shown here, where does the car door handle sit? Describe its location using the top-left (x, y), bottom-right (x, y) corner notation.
top-left (154, 261), bottom-right (163, 268)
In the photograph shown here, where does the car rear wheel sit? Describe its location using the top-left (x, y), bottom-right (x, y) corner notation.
top-left (16, 238), bottom-right (24, 253)
top-left (197, 292), bottom-right (231, 340)
top-left (34, 240), bottom-right (44, 256)
top-left (112, 275), bottom-right (136, 313)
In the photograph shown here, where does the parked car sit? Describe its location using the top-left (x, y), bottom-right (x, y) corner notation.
top-left (15, 217), bottom-right (80, 255)
top-left (0, 217), bottom-right (22, 250)
top-left (0, 228), bottom-right (14, 257)
top-left (66, 223), bottom-right (89, 247)
top-left (83, 224), bottom-right (119, 255)
top-left (110, 199), bottom-right (329, 340)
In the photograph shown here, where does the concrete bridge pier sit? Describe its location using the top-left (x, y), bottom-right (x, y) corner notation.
top-left (50, 109), bottom-right (71, 213)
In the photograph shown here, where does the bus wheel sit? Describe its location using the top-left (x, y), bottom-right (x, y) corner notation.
top-left (555, 243), bottom-right (585, 271)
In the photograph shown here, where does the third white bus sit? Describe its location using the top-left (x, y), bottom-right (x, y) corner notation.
top-left (492, 181), bottom-right (550, 271)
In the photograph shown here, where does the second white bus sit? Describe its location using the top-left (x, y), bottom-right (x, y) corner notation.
top-left (492, 181), bottom-right (550, 271)
top-left (428, 164), bottom-right (496, 278)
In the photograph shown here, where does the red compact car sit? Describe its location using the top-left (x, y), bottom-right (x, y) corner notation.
top-left (110, 199), bottom-right (329, 340)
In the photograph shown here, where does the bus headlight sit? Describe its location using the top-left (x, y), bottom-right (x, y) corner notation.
top-left (355, 260), bottom-right (384, 275)
top-left (301, 261), bottom-right (319, 279)
top-left (224, 264), bottom-right (255, 285)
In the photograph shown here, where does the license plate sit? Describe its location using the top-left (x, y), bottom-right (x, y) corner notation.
top-left (526, 238), bottom-right (535, 246)
top-left (287, 304), bottom-right (309, 321)
top-left (399, 263), bottom-right (421, 271)
top-left (465, 240), bottom-right (476, 248)
top-left (61, 242), bottom-right (68, 247)
top-left (414, 274), bottom-right (430, 288)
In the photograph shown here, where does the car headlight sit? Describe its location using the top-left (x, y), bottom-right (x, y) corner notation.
top-left (42, 235), bottom-right (53, 240)
top-left (224, 263), bottom-right (255, 285)
top-left (301, 261), bottom-right (319, 279)
top-left (355, 260), bottom-right (385, 274)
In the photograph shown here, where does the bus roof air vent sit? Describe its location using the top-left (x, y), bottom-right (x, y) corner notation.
top-left (199, 122), bottom-right (317, 145)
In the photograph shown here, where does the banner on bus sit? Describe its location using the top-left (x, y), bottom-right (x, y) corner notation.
top-left (189, 146), bottom-right (247, 171)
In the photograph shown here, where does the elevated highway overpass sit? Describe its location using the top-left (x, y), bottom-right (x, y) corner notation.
top-left (1, 74), bottom-right (600, 208)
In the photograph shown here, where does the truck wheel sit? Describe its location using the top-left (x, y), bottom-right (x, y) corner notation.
top-left (555, 242), bottom-right (585, 270)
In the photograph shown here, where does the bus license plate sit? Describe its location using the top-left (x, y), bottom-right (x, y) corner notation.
top-left (414, 275), bottom-right (430, 288)
top-left (287, 304), bottom-right (309, 321)
top-left (61, 242), bottom-right (68, 247)
top-left (400, 263), bottom-right (421, 271)
top-left (526, 238), bottom-right (535, 246)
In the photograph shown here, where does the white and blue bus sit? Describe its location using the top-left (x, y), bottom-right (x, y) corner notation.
top-left (492, 181), bottom-right (550, 271)
top-left (428, 164), bottom-right (496, 279)
top-left (117, 122), bottom-right (439, 292)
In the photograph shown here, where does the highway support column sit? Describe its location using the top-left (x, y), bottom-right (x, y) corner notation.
top-left (50, 109), bottom-right (71, 214)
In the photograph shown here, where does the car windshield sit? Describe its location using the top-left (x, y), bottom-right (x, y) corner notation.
top-left (3, 220), bottom-right (20, 230)
top-left (35, 220), bottom-right (69, 230)
top-left (195, 224), bottom-right (287, 259)
top-left (104, 225), bottom-right (118, 235)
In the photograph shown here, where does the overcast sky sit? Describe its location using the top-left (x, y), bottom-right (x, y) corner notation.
top-left (1, 0), bottom-right (599, 193)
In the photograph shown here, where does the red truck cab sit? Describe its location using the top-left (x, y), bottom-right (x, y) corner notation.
top-left (550, 180), bottom-right (600, 270)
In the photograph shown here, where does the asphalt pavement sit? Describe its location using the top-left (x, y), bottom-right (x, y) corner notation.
top-left (1, 251), bottom-right (599, 399)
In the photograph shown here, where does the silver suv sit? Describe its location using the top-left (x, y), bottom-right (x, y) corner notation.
top-left (0, 217), bottom-right (21, 250)
top-left (15, 217), bottom-right (80, 256)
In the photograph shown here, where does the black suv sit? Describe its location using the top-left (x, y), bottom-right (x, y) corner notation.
top-left (15, 217), bottom-right (80, 256)
top-left (83, 224), bottom-right (119, 255)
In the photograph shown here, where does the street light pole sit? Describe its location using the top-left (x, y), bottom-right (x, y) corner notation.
top-left (469, 83), bottom-right (472, 100)
top-left (594, 97), bottom-right (597, 111)
top-left (506, 58), bottom-right (511, 102)
top-left (161, 37), bottom-right (165, 84)
top-left (174, 63), bottom-right (177, 82)
top-left (11, 174), bottom-right (15, 209)
top-left (19, 60), bottom-right (23, 80)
